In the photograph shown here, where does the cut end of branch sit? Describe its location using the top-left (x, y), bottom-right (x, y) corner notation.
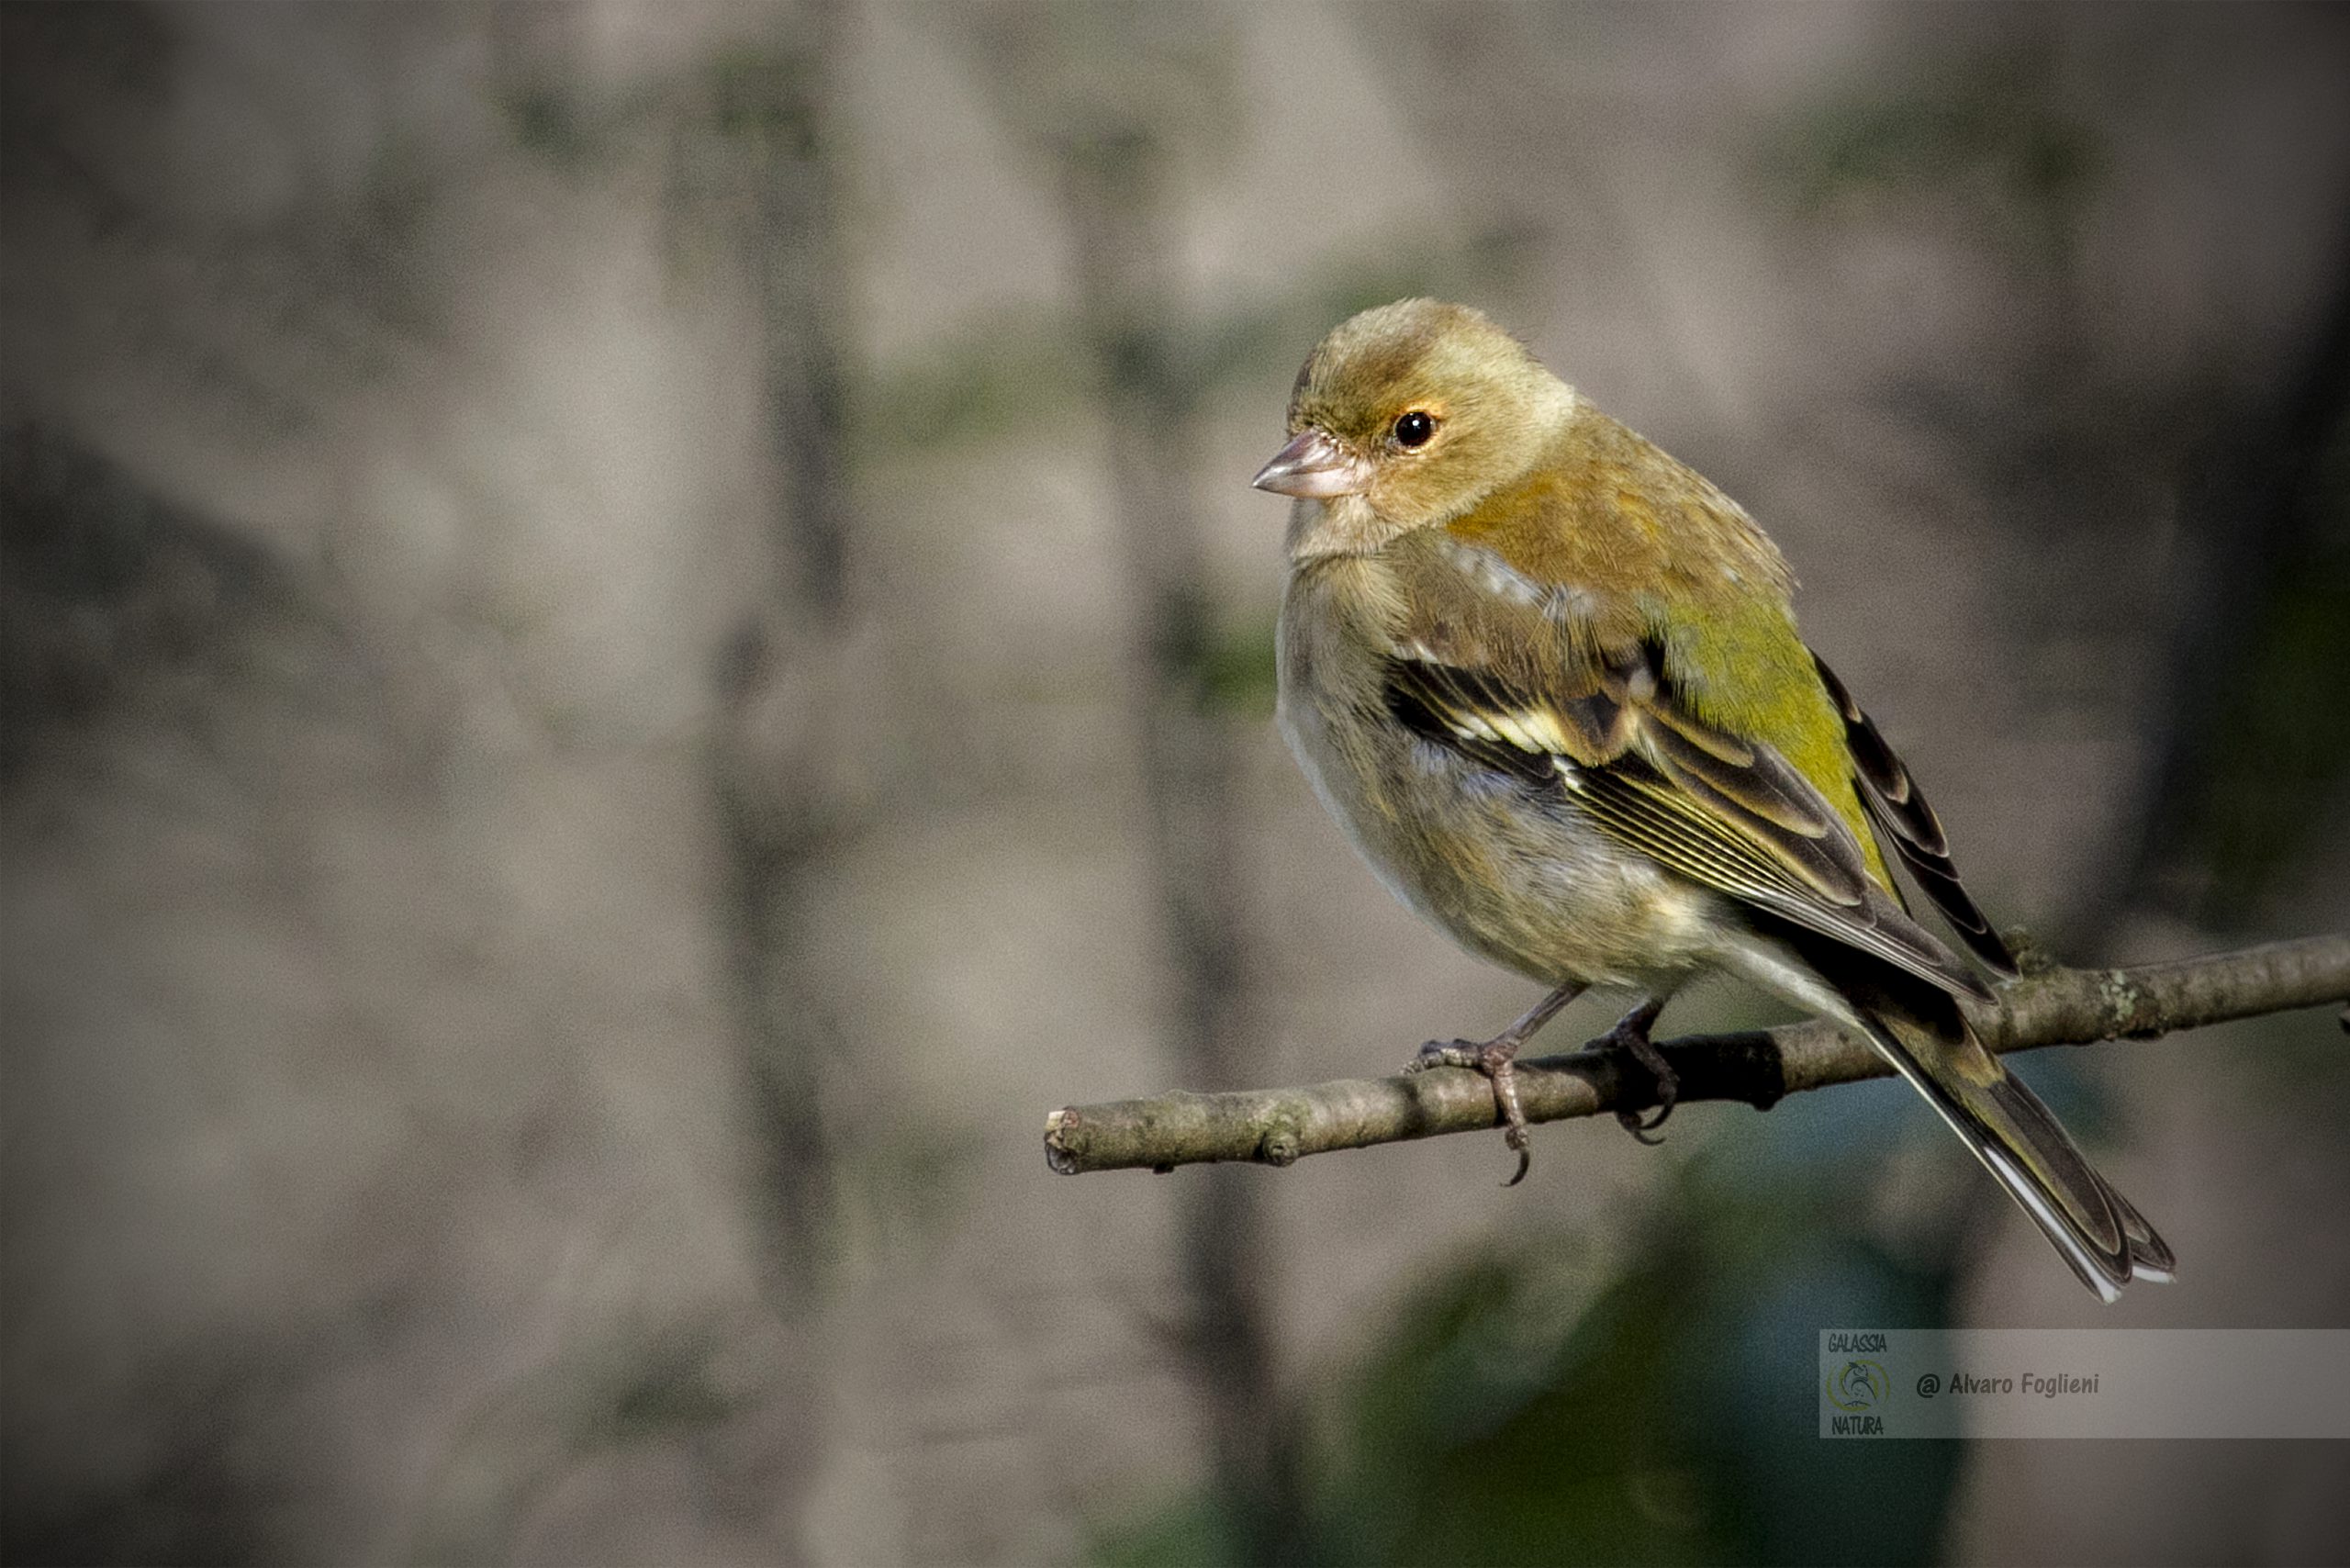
top-left (1044, 1106), bottom-right (1084, 1175)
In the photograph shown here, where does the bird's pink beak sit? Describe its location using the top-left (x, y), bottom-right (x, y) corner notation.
top-left (1250, 428), bottom-right (1371, 498)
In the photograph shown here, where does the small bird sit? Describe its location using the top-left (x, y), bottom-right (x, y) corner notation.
top-left (1253, 297), bottom-right (2171, 1301)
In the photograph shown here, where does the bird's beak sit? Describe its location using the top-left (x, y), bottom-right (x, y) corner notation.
top-left (1250, 428), bottom-right (1371, 498)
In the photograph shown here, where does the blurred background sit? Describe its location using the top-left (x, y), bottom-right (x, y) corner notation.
top-left (5, 3), bottom-right (2348, 1564)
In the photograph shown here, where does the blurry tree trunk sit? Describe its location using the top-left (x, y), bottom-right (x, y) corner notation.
top-left (684, 5), bottom-right (859, 1556)
top-left (696, 0), bottom-right (851, 1322)
top-left (735, 0), bottom-right (854, 623)
top-left (1056, 124), bottom-right (1302, 1565)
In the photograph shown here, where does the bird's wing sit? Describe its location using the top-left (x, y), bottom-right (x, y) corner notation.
top-left (1811, 655), bottom-right (2019, 975)
top-left (1382, 634), bottom-right (1994, 1003)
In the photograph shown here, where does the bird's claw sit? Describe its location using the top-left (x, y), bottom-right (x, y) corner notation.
top-left (1409, 1037), bottom-right (1535, 1184)
top-left (1501, 1119), bottom-right (1531, 1187)
top-left (1406, 1039), bottom-right (1483, 1074)
top-left (1617, 1104), bottom-right (1670, 1145)
top-left (1591, 1011), bottom-right (1678, 1145)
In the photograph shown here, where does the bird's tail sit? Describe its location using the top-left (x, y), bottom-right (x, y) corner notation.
top-left (1813, 946), bottom-right (2174, 1301)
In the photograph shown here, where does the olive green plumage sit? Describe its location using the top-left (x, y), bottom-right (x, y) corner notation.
top-left (1257, 297), bottom-right (2172, 1301)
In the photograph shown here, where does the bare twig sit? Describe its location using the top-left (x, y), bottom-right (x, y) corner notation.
top-left (1044, 933), bottom-right (2350, 1176)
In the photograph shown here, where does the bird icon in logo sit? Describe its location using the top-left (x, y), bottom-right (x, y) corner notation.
top-left (1828, 1360), bottom-right (1890, 1412)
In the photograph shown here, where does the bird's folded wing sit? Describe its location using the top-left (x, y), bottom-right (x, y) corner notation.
top-left (1811, 655), bottom-right (2019, 976)
top-left (1384, 642), bottom-right (1993, 1002)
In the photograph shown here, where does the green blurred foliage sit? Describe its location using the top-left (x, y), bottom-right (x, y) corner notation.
top-left (1096, 1142), bottom-right (1969, 1568)
top-left (707, 44), bottom-right (822, 158)
top-left (503, 82), bottom-right (606, 170)
top-left (2178, 409), bottom-right (2350, 923)
top-left (1310, 1226), bottom-right (1738, 1566)
top-left (1198, 616), bottom-right (1279, 718)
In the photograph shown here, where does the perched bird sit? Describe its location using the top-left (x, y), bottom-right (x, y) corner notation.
top-left (1253, 297), bottom-right (2171, 1302)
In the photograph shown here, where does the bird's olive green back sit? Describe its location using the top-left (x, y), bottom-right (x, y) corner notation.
top-left (1433, 410), bottom-right (1887, 884)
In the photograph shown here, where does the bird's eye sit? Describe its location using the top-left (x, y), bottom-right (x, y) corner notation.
top-left (1393, 409), bottom-right (1437, 448)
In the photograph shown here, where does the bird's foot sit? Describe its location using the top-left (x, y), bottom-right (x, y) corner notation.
top-left (1589, 998), bottom-right (1676, 1145)
top-left (1407, 1036), bottom-right (1533, 1186)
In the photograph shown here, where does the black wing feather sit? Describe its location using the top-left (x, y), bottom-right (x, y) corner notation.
top-left (1813, 655), bottom-right (2018, 975)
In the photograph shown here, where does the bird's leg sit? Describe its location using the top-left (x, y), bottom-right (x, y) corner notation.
top-left (1588, 995), bottom-right (1674, 1144)
top-left (1405, 981), bottom-right (1584, 1186)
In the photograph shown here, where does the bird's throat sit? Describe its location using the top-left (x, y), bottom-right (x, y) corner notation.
top-left (1286, 492), bottom-right (1412, 563)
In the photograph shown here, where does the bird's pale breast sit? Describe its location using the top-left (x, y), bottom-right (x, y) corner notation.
top-left (1278, 555), bottom-right (1730, 994)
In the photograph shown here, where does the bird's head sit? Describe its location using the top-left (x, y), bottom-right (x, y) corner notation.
top-left (1253, 298), bottom-right (1577, 559)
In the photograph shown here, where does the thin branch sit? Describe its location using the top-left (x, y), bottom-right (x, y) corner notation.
top-left (1044, 933), bottom-right (2350, 1176)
